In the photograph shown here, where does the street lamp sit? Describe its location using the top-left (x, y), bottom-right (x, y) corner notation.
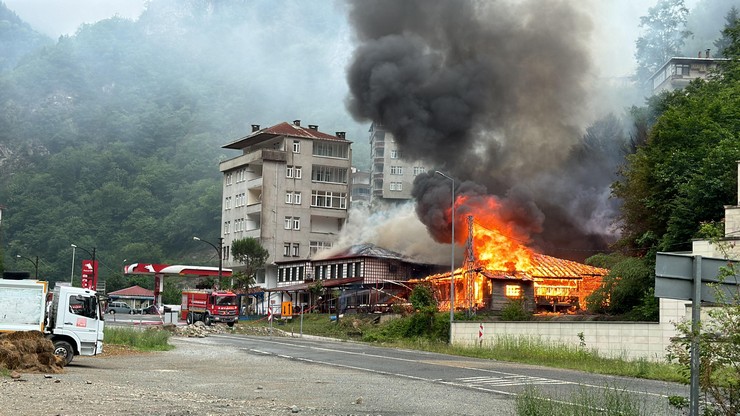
top-left (16, 254), bottom-right (39, 279)
top-left (70, 244), bottom-right (76, 284)
top-left (193, 236), bottom-right (223, 283)
top-left (434, 170), bottom-right (455, 323)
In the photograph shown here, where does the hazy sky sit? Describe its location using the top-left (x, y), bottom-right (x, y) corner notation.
top-left (5, 0), bottom-right (660, 79)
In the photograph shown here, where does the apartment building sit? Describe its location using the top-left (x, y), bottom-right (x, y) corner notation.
top-left (219, 120), bottom-right (352, 288)
top-left (369, 123), bottom-right (427, 203)
top-left (350, 167), bottom-right (370, 205)
top-left (649, 49), bottom-right (729, 94)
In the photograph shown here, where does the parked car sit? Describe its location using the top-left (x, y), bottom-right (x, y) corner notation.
top-left (135, 305), bottom-right (161, 315)
top-left (105, 301), bottom-right (133, 314)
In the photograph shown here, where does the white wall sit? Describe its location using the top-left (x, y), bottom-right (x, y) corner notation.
top-left (451, 298), bottom-right (689, 362)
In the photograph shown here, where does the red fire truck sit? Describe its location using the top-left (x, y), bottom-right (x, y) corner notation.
top-left (181, 289), bottom-right (238, 327)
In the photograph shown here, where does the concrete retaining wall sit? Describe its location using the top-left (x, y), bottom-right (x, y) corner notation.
top-left (451, 298), bottom-right (690, 361)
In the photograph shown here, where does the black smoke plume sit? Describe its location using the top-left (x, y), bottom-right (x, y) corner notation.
top-left (346, 0), bottom-right (623, 261)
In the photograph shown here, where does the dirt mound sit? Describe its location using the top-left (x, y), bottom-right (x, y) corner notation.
top-left (0, 331), bottom-right (65, 373)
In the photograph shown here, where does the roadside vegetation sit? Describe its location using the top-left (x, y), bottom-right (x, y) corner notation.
top-left (236, 312), bottom-right (687, 385)
top-left (104, 327), bottom-right (173, 352)
top-left (516, 385), bottom-right (678, 416)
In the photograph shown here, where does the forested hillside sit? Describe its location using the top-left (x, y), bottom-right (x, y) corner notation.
top-left (0, 0), bottom-right (367, 287)
top-left (0, 3), bottom-right (51, 72)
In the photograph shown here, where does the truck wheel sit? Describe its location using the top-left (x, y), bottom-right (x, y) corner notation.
top-left (109, 310), bottom-right (115, 314)
top-left (227, 322), bottom-right (234, 328)
top-left (204, 314), bottom-right (212, 326)
top-left (186, 312), bottom-right (193, 324)
top-left (53, 340), bottom-right (74, 366)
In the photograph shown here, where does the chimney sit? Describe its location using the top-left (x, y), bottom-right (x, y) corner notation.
top-left (308, 124), bottom-right (318, 130)
top-left (251, 124), bottom-right (260, 132)
top-left (698, 51), bottom-right (702, 58)
top-left (336, 132), bottom-right (346, 139)
top-left (293, 120), bottom-right (301, 126)
top-left (706, 49), bottom-right (711, 58)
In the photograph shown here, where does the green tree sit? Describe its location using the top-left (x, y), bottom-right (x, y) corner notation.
top-left (409, 283), bottom-right (436, 310)
top-left (586, 254), bottom-right (657, 320)
top-left (635, 0), bottom-right (692, 83)
top-left (714, 6), bottom-right (739, 58)
top-left (230, 237), bottom-right (268, 291)
top-left (308, 280), bottom-right (323, 312)
top-left (615, 56), bottom-right (740, 257)
top-left (161, 280), bottom-right (181, 305)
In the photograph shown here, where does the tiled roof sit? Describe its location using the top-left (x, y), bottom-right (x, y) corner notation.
top-left (426, 252), bottom-right (608, 280)
top-left (316, 243), bottom-right (414, 262)
top-left (107, 285), bottom-right (154, 297)
top-left (261, 122), bottom-right (346, 141)
top-left (528, 253), bottom-right (608, 278)
top-left (223, 121), bottom-right (348, 149)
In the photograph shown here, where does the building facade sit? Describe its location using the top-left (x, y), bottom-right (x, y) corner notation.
top-left (219, 120), bottom-right (352, 289)
top-left (369, 123), bottom-right (427, 203)
top-left (649, 50), bottom-right (729, 94)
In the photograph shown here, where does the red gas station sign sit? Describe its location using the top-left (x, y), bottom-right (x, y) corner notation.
top-left (81, 259), bottom-right (98, 291)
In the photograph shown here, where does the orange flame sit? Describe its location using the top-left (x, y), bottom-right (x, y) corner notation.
top-left (456, 194), bottom-right (535, 273)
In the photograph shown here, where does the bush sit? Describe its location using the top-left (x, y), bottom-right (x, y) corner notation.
top-left (501, 299), bottom-right (532, 321)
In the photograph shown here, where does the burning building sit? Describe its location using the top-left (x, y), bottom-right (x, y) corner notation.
top-left (416, 191), bottom-right (608, 314)
top-left (421, 252), bottom-right (607, 314)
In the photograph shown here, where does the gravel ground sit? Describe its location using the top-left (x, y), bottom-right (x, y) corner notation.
top-left (1, 335), bottom-right (514, 416)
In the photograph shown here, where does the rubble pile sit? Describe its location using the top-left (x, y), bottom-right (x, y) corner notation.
top-left (166, 321), bottom-right (235, 338)
top-left (0, 331), bottom-right (65, 373)
top-left (236, 325), bottom-right (289, 337)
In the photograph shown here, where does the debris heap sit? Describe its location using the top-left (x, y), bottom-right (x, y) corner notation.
top-left (0, 331), bottom-right (65, 373)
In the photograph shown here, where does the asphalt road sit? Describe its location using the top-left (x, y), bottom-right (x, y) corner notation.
top-left (200, 333), bottom-right (689, 414)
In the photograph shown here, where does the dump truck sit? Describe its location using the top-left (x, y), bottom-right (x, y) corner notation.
top-left (0, 272), bottom-right (105, 364)
top-left (181, 289), bottom-right (238, 327)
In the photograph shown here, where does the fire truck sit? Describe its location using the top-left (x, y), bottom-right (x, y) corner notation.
top-left (181, 289), bottom-right (238, 327)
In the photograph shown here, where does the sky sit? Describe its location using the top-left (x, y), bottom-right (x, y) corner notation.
top-left (5, 0), bottom-right (656, 79)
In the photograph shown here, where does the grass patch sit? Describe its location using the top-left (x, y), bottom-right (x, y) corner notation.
top-left (104, 327), bottom-right (174, 352)
top-left (239, 313), bottom-right (687, 384)
top-left (516, 385), bottom-right (674, 415)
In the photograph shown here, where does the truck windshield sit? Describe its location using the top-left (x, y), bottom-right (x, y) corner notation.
top-left (215, 296), bottom-right (236, 306)
top-left (69, 295), bottom-right (99, 319)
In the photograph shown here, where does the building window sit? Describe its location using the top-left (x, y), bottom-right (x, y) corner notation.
top-left (413, 166), bottom-right (425, 175)
top-left (234, 193), bottom-right (246, 207)
top-left (311, 191), bottom-right (347, 209)
top-left (223, 246), bottom-right (229, 260)
top-left (390, 166), bottom-right (403, 175)
top-left (225, 172), bottom-right (233, 186)
top-left (312, 166), bottom-right (348, 183)
top-left (285, 191), bottom-right (302, 205)
top-left (673, 64), bottom-right (690, 76)
top-left (284, 217), bottom-right (300, 230)
top-left (313, 141), bottom-right (349, 158)
top-left (224, 221), bottom-right (231, 234)
top-left (286, 165), bottom-right (303, 179)
top-left (293, 140), bottom-right (301, 153)
top-left (310, 241), bottom-right (333, 256)
top-left (292, 243), bottom-right (300, 257)
top-left (389, 182), bottom-right (403, 191)
top-left (283, 243), bottom-right (291, 256)
top-left (391, 149), bottom-right (403, 159)
top-left (505, 285), bottom-right (522, 298)
top-left (224, 196), bottom-right (232, 210)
